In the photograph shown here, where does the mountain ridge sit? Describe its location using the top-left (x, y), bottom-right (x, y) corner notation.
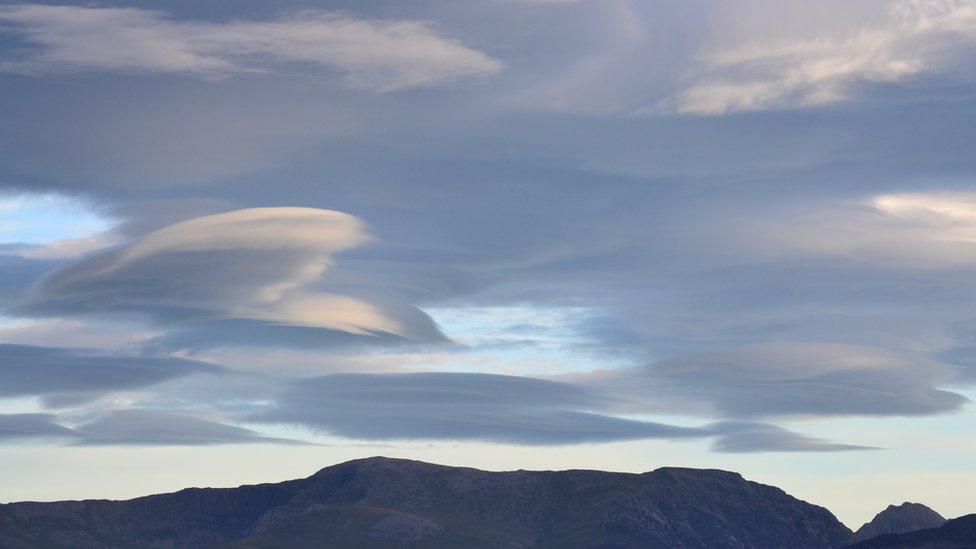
top-left (0, 456), bottom-right (856, 548)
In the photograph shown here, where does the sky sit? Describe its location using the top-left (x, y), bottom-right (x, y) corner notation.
top-left (0, 0), bottom-right (975, 528)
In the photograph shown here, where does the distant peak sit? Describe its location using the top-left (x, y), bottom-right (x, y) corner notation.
top-left (854, 501), bottom-right (946, 542)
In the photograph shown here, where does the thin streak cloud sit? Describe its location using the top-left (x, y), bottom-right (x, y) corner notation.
top-left (0, 5), bottom-right (502, 91)
top-left (664, 0), bottom-right (976, 114)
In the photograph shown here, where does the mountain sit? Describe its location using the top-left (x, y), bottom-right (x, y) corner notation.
top-left (847, 513), bottom-right (976, 548)
top-left (0, 456), bottom-right (854, 548)
top-left (853, 503), bottom-right (946, 542)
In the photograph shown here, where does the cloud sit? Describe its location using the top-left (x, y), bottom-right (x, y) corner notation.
top-left (597, 343), bottom-right (967, 419)
top-left (0, 5), bottom-right (502, 91)
top-left (707, 422), bottom-right (876, 453)
top-left (0, 254), bottom-right (53, 308)
top-left (506, 0), bottom-right (586, 4)
top-left (0, 413), bottom-right (76, 441)
top-left (253, 371), bottom-right (864, 450)
top-left (666, 0), bottom-right (976, 114)
top-left (143, 318), bottom-right (447, 363)
top-left (72, 409), bottom-right (293, 446)
top-left (0, 409), bottom-right (299, 446)
top-left (0, 318), bottom-right (161, 351)
top-left (7, 231), bottom-right (121, 260)
top-left (254, 371), bottom-right (685, 445)
top-left (936, 346), bottom-right (976, 384)
top-left (17, 208), bottom-right (442, 342)
top-left (754, 192), bottom-right (976, 268)
top-left (4, 397), bottom-right (865, 451)
top-left (0, 343), bottom-right (214, 405)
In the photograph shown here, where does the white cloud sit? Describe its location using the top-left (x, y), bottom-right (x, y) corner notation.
top-left (67, 207), bottom-right (370, 305)
top-left (760, 192), bottom-right (976, 268)
top-left (239, 292), bottom-right (406, 337)
top-left (871, 192), bottom-right (976, 242)
top-left (665, 0), bottom-right (976, 114)
top-left (0, 5), bottom-right (502, 91)
top-left (117, 207), bottom-right (370, 300)
top-left (21, 207), bottom-right (439, 339)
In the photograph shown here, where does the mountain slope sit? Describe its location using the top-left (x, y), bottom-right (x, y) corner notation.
top-left (854, 503), bottom-right (946, 542)
top-left (848, 513), bottom-right (976, 548)
top-left (0, 456), bottom-right (854, 548)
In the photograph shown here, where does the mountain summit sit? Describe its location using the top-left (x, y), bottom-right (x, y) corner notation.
top-left (849, 513), bottom-right (976, 549)
top-left (0, 456), bottom-right (853, 548)
top-left (854, 502), bottom-right (947, 542)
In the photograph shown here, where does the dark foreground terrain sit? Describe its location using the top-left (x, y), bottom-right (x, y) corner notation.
top-left (0, 456), bottom-right (964, 549)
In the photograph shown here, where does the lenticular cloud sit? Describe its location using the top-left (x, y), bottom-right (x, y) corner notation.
top-left (18, 207), bottom-right (432, 339)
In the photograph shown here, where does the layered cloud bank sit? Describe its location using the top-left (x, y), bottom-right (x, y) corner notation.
top-left (1, 195), bottom-right (973, 452)
top-left (0, 343), bottom-right (214, 406)
top-left (0, 1), bottom-right (975, 474)
top-left (596, 343), bottom-right (968, 419)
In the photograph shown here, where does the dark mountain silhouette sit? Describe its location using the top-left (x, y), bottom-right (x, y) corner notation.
top-left (847, 513), bottom-right (976, 548)
top-left (0, 456), bottom-right (855, 548)
top-left (854, 503), bottom-right (946, 542)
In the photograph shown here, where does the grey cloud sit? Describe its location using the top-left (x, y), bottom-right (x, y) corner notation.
top-left (0, 254), bottom-right (55, 308)
top-left (145, 318), bottom-right (446, 355)
top-left (937, 346), bottom-right (976, 385)
top-left (0, 413), bottom-right (76, 441)
top-left (73, 409), bottom-right (296, 446)
top-left (707, 422), bottom-right (876, 453)
top-left (0, 409), bottom-right (296, 446)
top-left (253, 371), bottom-right (864, 450)
top-left (315, 259), bottom-right (486, 306)
top-left (0, 343), bottom-right (215, 403)
top-left (255, 371), bottom-right (701, 444)
top-left (597, 343), bottom-right (968, 419)
top-left (0, 77), bottom-right (363, 188)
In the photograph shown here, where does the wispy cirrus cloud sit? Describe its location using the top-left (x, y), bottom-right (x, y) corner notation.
top-left (0, 5), bottom-right (502, 91)
top-left (663, 0), bottom-right (976, 114)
